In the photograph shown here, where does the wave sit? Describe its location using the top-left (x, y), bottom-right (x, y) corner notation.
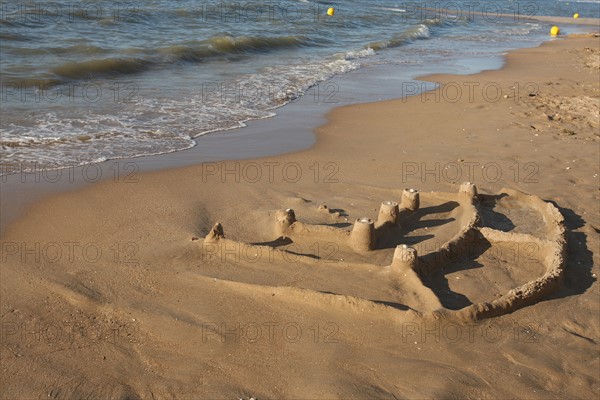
top-left (159, 34), bottom-right (315, 60)
top-left (48, 35), bottom-right (316, 81)
top-left (0, 76), bottom-right (64, 88)
top-left (207, 35), bottom-right (311, 53)
top-left (0, 32), bottom-right (31, 41)
top-left (379, 7), bottom-right (407, 13)
top-left (51, 57), bottom-right (153, 80)
top-left (0, 136), bottom-right (67, 148)
top-left (367, 23), bottom-right (432, 51)
top-left (340, 47), bottom-right (376, 60)
top-left (1, 44), bottom-right (368, 173)
top-left (9, 44), bottom-right (110, 56)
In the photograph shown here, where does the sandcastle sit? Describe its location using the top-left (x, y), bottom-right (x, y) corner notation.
top-left (196, 183), bottom-right (567, 322)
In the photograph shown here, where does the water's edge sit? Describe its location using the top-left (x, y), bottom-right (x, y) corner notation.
top-left (0, 32), bottom-right (577, 234)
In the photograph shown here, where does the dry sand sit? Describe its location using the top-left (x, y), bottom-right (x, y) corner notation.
top-left (1, 34), bottom-right (599, 399)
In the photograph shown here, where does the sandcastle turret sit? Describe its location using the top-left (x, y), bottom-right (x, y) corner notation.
top-left (377, 200), bottom-right (400, 226)
top-left (275, 208), bottom-right (296, 236)
top-left (205, 222), bottom-right (225, 243)
top-left (391, 245), bottom-right (418, 272)
top-left (459, 182), bottom-right (478, 200)
top-left (351, 217), bottom-right (375, 252)
top-left (400, 189), bottom-right (419, 211)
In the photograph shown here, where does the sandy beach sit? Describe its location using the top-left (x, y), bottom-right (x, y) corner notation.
top-left (1, 32), bottom-right (599, 399)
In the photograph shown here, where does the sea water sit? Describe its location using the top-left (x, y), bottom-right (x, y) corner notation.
top-left (1, 0), bottom-right (598, 173)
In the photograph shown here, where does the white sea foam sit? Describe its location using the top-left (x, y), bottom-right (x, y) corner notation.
top-left (0, 52), bottom-right (371, 173)
top-left (379, 7), bottom-right (407, 13)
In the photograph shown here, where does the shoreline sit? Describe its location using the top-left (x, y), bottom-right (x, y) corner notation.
top-left (0, 37), bottom-right (506, 234)
top-left (0, 25), bottom-right (587, 235)
top-left (0, 30), bottom-right (599, 398)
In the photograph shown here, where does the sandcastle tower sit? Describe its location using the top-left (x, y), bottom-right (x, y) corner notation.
top-left (377, 200), bottom-right (400, 226)
top-left (401, 189), bottom-right (419, 211)
top-left (275, 208), bottom-right (296, 236)
top-left (459, 182), bottom-right (478, 201)
top-left (351, 217), bottom-right (375, 252)
top-left (391, 244), bottom-right (418, 272)
top-left (205, 222), bottom-right (225, 243)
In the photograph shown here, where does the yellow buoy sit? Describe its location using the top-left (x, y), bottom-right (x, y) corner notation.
top-left (550, 26), bottom-right (560, 36)
top-left (327, 7), bottom-right (335, 16)
top-left (573, 13), bottom-right (579, 19)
